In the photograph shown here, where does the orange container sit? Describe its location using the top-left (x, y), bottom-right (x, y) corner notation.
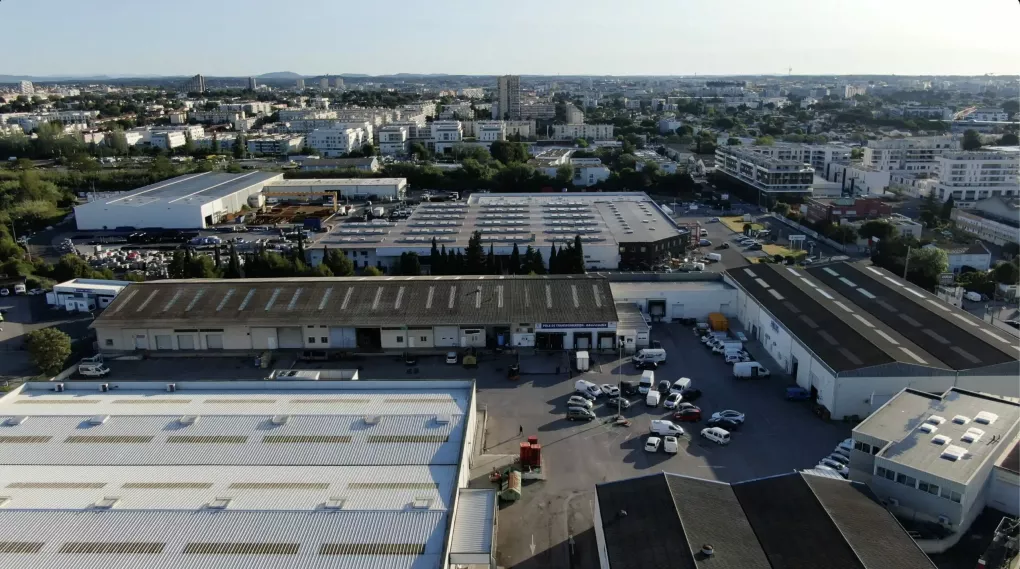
top-left (531, 443), bottom-right (542, 467)
top-left (519, 442), bottom-right (532, 466)
top-left (708, 313), bottom-right (729, 331)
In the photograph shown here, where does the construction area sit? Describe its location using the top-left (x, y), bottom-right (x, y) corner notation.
top-left (248, 204), bottom-right (338, 227)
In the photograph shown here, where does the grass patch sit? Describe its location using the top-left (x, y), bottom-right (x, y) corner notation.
top-left (762, 244), bottom-right (807, 259)
top-left (720, 216), bottom-right (764, 234)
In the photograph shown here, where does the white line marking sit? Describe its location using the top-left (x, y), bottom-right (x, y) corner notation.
top-left (839, 277), bottom-right (858, 287)
top-left (952, 313), bottom-right (978, 327)
top-left (800, 277), bottom-right (817, 288)
top-left (980, 329), bottom-right (1011, 343)
top-left (852, 314), bottom-right (875, 328)
top-left (786, 268), bottom-right (801, 276)
top-left (833, 301), bottom-right (854, 313)
top-left (900, 348), bottom-right (928, 364)
top-left (873, 330), bottom-right (900, 345)
top-left (926, 299), bottom-right (950, 312)
top-left (865, 267), bottom-right (883, 275)
top-left (857, 288), bottom-right (876, 299)
top-left (817, 290), bottom-right (834, 300)
top-left (823, 267), bottom-right (840, 276)
top-left (883, 277), bottom-right (904, 287)
top-left (904, 288), bottom-right (925, 298)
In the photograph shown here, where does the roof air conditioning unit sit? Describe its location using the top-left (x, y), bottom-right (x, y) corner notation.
top-left (54, 383), bottom-right (64, 392)
top-left (166, 383), bottom-right (176, 393)
top-left (178, 415), bottom-right (198, 426)
top-left (100, 383), bottom-right (109, 392)
top-left (5, 416), bottom-right (27, 426)
top-left (363, 415), bottom-right (381, 425)
top-left (270, 415), bottom-right (290, 426)
top-left (89, 415), bottom-right (109, 426)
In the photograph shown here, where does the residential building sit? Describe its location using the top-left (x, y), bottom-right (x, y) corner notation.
top-left (496, 75), bottom-right (521, 120)
top-left (168, 111), bottom-right (187, 124)
top-left (823, 162), bottom-right (892, 195)
top-left (429, 120), bottom-right (463, 154)
top-left (962, 108), bottom-right (1009, 122)
top-left (934, 149), bottom-right (1020, 207)
top-left (725, 261), bottom-right (1020, 421)
top-left (595, 471), bottom-right (937, 569)
top-left (863, 136), bottom-right (959, 172)
top-left (183, 74), bottom-right (206, 93)
top-left (305, 127), bottom-right (366, 157)
top-left (295, 157), bottom-right (380, 173)
top-left (950, 197), bottom-right (1020, 246)
top-left (149, 131), bottom-right (187, 150)
top-left (439, 102), bottom-right (474, 120)
top-left (188, 109), bottom-right (245, 125)
top-left (634, 149), bottom-right (678, 174)
top-left (890, 171), bottom-right (938, 198)
top-left (800, 96), bottom-right (819, 108)
top-left (715, 146), bottom-right (815, 195)
top-left (378, 125), bottom-right (409, 155)
top-left (565, 104), bottom-right (584, 124)
top-left (885, 214), bottom-right (925, 240)
top-left (551, 124), bottom-right (614, 141)
top-left (332, 77), bottom-right (344, 90)
top-left (220, 102), bottom-right (273, 116)
top-left (247, 76), bottom-right (257, 90)
top-left (295, 78), bottom-right (305, 90)
top-left (658, 118), bottom-right (684, 134)
top-left (805, 196), bottom-right (892, 224)
top-left (850, 387), bottom-right (1019, 536)
top-left (319, 77), bottom-right (329, 89)
top-left (459, 87), bottom-right (484, 98)
top-left (843, 84), bottom-right (867, 98)
top-left (923, 241), bottom-right (992, 273)
top-left (749, 142), bottom-right (852, 173)
top-left (194, 134), bottom-right (236, 152)
top-left (475, 120), bottom-right (506, 143)
top-left (520, 102), bottom-right (556, 120)
top-left (531, 151), bottom-right (611, 187)
top-left (246, 134), bottom-right (305, 155)
top-left (278, 108), bottom-right (335, 121)
top-left (17, 80), bottom-right (33, 95)
top-left (901, 106), bottom-right (953, 120)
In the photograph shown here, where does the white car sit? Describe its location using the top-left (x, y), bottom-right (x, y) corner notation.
top-left (669, 378), bottom-right (691, 395)
top-left (445, 352), bottom-right (458, 364)
top-left (644, 436), bottom-right (662, 453)
top-left (817, 458), bottom-right (849, 478)
top-left (724, 353), bottom-right (751, 364)
top-left (663, 435), bottom-right (679, 454)
top-left (711, 410), bottom-right (745, 424)
top-left (826, 453), bottom-right (850, 466)
top-left (567, 395), bottom-right (594, 410)
top-left (601, 384), bottom-right (620, 397)
top-left (0, 289), bottom-right (8, 296)
top-left (663, 393), bottom-right (683, 409)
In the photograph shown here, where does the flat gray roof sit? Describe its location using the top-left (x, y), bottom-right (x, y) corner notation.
top-left (855, 388), bottom-right (1020, 484)
top-left (86, 172), bottom-right (281, 207)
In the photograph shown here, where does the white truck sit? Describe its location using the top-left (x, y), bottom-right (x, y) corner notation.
top-left (575, 350), bottom-right (590, 372)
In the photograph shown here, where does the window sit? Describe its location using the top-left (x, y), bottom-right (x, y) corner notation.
top-left (396, 336), bottom-right (403, 343)
top-left (105, 339), bottom-right (114, 346)
top-left (321, 337), bottom-right (328, 344)
top-left (925, 483), bottom-right (940, 496)
top-left (883, 468), bottom-right (895, 481)
top-left (854, 441), bottom-right (872, 453)
top-left (419, 336), bottom-right (427, 343)
top-left (896, 473), bottom-right (916, 488)
top-left (872, 446), bottom-right (880, 455)
top-left (308, 337), bottom-right (316, 344)
top-left (876, 466), bottom-right (887, 478)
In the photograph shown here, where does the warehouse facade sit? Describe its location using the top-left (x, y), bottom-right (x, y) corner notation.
top-left (92, 274), bottom-right (620, 353)
top-left (725, 261), bottom-right (1020, 420)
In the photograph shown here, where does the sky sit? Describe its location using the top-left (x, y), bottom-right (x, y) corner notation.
top-left (2, 0), bottom-right (1018, 77)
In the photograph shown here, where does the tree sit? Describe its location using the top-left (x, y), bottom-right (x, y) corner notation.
top-left (962, 129), bottom-right (982, 151)
top-left (465, 231), bottom-right (484, 274)
top-left (362, 266), bottom-right (384, 277)
top-left (489, 140), bottom-right (528, 165)
top-left (182, 133), bottom-right (196, 155)
top-left (233, 135), bottom-right (245, 159)
top-left (993, 261), bottom-right (1019, 285)
top-left (726, 137), bottom-right (742, 146)
top-left (830, 225), bottom-right (858, 245)
top-left (429, 238), bottom-right (442, 275)
top-left (574, 138), bottom-right (589, 148)
top-left (754, 136), bottom-right (775, 146)
top-left (213, 245), bottom-right (222, 270)
top-left (359, 143), bottom-right (376, 157)
top-left (555, 164), bottom-right (574, 187)
top-left (398, 252), bottom-right (422, 276)
top-left (742, 223), bottom-right (752, 235)
top-left (940, 195), bottom-right (955, 222)
top-left (997, 133), bottom-right (1019, 146)
top-left (919, 192), bottom-right (939, 227)
top-left (322, 247), bottom-right (354, 277)
top-left (25, 327), bottom-right (72, 376)
top-left (570, 234), bottom-right (586, 274)
top-left (528, 247), bottom-right (545, 274)
top-left (224, 243), bottom-right (242, 278)
top-left (211, 132), bottom-right (220, 154)
top-left (409, 142), bottom-right (429, 160)
top-left (549, 243), bottom-right (558, 274)
top-left (907, 247), bottom-right (949, 288)
top-left (486, 243), bottom-right (496, 274)
top-left (857, 220), bottom-right (896, 242)
top-left (509, 243), bottom-right (521, 274)
top-left (772, 202), bottom-right (790, 216)
top-left (1003, 100), bottom-right (1019, 118)
top-left (186, 254), bottom-right (219, 278)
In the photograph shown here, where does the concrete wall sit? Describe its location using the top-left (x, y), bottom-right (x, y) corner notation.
top-left (380, 328), bottom-right (406, 349)
top-left (406, 327), bottom-right (435, 349)
top-left (987, 466), bottom-right (1020, 515)
top-left (610, 287), bottom-right (737, 321)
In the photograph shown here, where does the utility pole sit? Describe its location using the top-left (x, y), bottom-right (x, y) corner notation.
top-left (902, 246), bottom-right (911, 279)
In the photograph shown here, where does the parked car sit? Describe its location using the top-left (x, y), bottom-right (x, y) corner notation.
top-left (833, 438), bottom-right (854, 458)
top-left (818, 458), bottom-right (849, 478)
top-left (606, 396), bottom-right (632, 410)
top-left (706, 417), bottom-right (741, 431)
top-left (672, 407), bottom-right (702, 422)
top-left (718, 242), bottom-right (730, 249)
top-left (644, 436), bottom-right (662, 453)
top-left (601, 384), bottom-right (620, 398)
top-left (404, 354), bottom-right (418, 366)
top-left (77, 363), bottom-right (111, 377)
top-left (711, 410), bottom-right (745, 424)
top-left (663, 435), bottom-right (679, 454)
top-left (669, 377), bottom-right (692, 395)
top-left (1004, 320), bottom-right (1020, 329)
top-left (634, 360), bottom-right (659, 371)
top-left (0, 289), bottom-right (8, 296)
top-left (445, 352), bottom-right (458, 364)
top-left (650, 420), bottom-right (685, 437)
top-left (826, 453), bottom-right (850, 466)
top-left (621, 381), bottom-right (640, 396)
top-left (567, 407), bottom-right (596, 422)
top-left (575, 379), bottom-right (602, 399)
top-left (701, 427), bottom-right (731, 445)
top-left (663, 393), bottom-right (683, 409)
top-left (646, 391), bottom-right (662, 407)
top-left (657, 380), bottom-right (671, 395)
top-left (680, 388), bottom-right (703, 402)
top-left (785, 387), bottom-right (811, 401)
top-left (567, 395), bottom-right (594, 410)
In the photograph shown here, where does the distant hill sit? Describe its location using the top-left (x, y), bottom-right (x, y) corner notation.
top-left (256, 71), bottom-right (304, 80)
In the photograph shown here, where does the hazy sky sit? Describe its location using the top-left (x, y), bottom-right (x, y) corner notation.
top-left (3, 0), bottom-right (1017, 77)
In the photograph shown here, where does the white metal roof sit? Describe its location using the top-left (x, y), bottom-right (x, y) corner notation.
top-left (449, 489), bottom-right (496, 564)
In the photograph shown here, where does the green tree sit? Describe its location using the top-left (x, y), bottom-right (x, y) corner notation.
top-left (993, 261), bottom-right (1019, 285)
top-left (429, 238), bottom-right (442, 275)
top-left (555, 164), bottom-right (574, 187)
top-left (25, 327), bottom-right (72, 376)
top-left (570, 234), bottom-right (586, 274)
top-left (465, 230), bottom-right (485, 274)
top-left (182, 133), bottom-right (196, 155)
top-left (409, 142), bottom-right (429, 160)
top-left (907, 247), bottom-right (949, 288)
top-left (489, 140), bottom-right (528, 165)
top-left (772, 202), bottom-right (790, 216)
top-left (857, 220), bottom-right (896, 242)
top-left (211, 132), bottom-right (220, 154)
top-left (362, 265), bottom-right (384, 277)
top-left (224, 243), bottom-right (242, 278)
top-left (998, 133), bottom-right (1019, 146)
top-left (486, 243), bottom-right (496, 274)
top-left (233, 135), bottom-right (245, 159)
top-left (919, 192), bottom-right (939, 227)
top-left (398, 252), bottom-right (422, 276)
top-left (830, 225), bottom-right (858, 245)
top-left (322, 246), bottom-right (354, 277)
top-left (548, 243), bottom-right (558, 274)
top-left (742, 223), bottom-right (752, 235)
top-left (187, 254), bottom-right (220, 278)
top-left (509, 242), bottom-right (521, 274)
top-left (962, 129), bottom-right (982, 151)
top-left (1003, 100), bottom-right (1019, 118)
top-left (940, 195), bottom-right (955, 222)
top-left (754, 136), bottom-right (775, 146)
top-left (726, 137), bottom-right (742, 146)
top-left (574, 138), bottom-right (589, 148)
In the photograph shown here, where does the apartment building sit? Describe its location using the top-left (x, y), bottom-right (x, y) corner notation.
top-left (475, 120), bottom-right (506, 142)
top-left (18, 80), bottom-right (33, 95)
top-left (521, 102), bottom-right (556, 120)
top-left (842, 84), bottom-right (867, 98)
top-left (459, 87), bottom-right (485, 98)
top-left (926, 241), bottom-right (992, 273)
top-left (295, 78), bottom-right (305, 90)
top-left (863, 136), bottom-right (959, 172)
top-left (439, 102), bottom-right (474, 120)
top-left (497, 75), bottom-right (521, 120)
top-left (900, 106), bottom-right (953, 120)
top-left (551, 124), bottom-right (614, 141)
top-left (962, 108), bottom-right (1009, 122)
top-left (950, 197), bottom-right (1020, 246)
top-left (890, 171), bottom-right (938, 198)
top-left (850, 388), bottom-right (1019, 535)
top-left (749, 142), bottom-right (852, 172)
top-left (934, 149), bottom-right (1020, 207)
top-left (220, 102), bottom-right (274, 115)
top-left (429, 120), bottom-right (463, 154)
top-left (805, 196), bottom-right (892, 224)
top-left (378, 125), bottom-right (409, 155)
top-left (278, 108), bottom-right (335, 121)
top-left (188, 109), bottom-right (245, 125)
top-left (150, 131), bottom-right (187, 150)
top-left (823, 162), bottom-right (892, 196)
top-left (305, 127), bottom-right (366, 157)
top-left (715, 146), bottom-right (815, 195)
top-left (246, 134), bottom-right (305, 155)
top-left (565, 104), bottom-right (584, 124)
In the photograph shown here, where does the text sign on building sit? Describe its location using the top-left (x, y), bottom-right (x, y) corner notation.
top-left (788, 235), bottom-right (806, 242)
top-left (538, 323), bottom-right (610, 330)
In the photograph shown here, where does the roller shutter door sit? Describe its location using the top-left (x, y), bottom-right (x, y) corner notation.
top-left (329, 327), bottom-right (357, 348)
top-left (277, 327), bottom-right (304, 349)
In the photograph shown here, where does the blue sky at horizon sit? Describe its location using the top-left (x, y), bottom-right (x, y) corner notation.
top-left (2, 0), bottom-right (1017, 77)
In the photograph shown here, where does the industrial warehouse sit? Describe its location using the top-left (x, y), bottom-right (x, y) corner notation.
top-left (726, 261), bottom-right (1020, 420)
top-left (91, 274), bottom-right (624, 352)
top-left (0, 379), bottom-right (491, 569)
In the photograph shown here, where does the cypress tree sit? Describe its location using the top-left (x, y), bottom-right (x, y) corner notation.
top-left (549, 243), bottom-right (558, 274)
top-left (509, 243), bottom-right (521, 274)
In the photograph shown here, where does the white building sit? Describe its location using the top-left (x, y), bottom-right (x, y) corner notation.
top-left (378, 125), bottom-right (409, 155)
top-left (748, 143), bottom-right (852, 173)
top-left (725, 261), bottom-right (1019, 422)
top-left (924, 242), bottom-right (992, 273)
top-left (850, 387), bottom-right (1019, 539)
top-left (900, 106), bottom-right (953, 120)
top-left (962, 108), bottom-right (1009, 122)
top-left (634, 149), bottom-right (679, 175)
top-left (459, 88), bottom-right (484, 98)
top-left (264, 178), bottom-right (406, 201)
top-left (18, 80), bottom-right (33, 95)
top-left (439, 102), bottom-right (474, 120)
top-left (475, 120), bottom-right (506, 142)
top-left (429, 120), bottom-right (463, 154)
top-left (551, 124), bottom-right (614, 141)
top-left (520, 102), bottom-right (556, 120)
top-left (305, 127), bottom-right (366, 157)
top-left (842, 84), bottom-right (867, 98)
top-left (950, 197), bottom-right (1020, 246)
top-left (45, 278), bottom-right (131, 311)
top-left (934, 149), bottom-right (1020, 207)
top-left (658, 118), bottom-right (684, 134)
top-left (715, 146), bottom-right (814, 195)
top-left (246, 134), bottom-right (305, 155)
top-left (823, 162), bottom-right (892, 196)
top-left (890, 171), bottom-right (938, 198)
top-left (863, 136), bottom-right (959, 172)
top-left (150, 131), bottom-right (187, 150)
top-left (565, 104), bottom-right (584, 124)
top-left (74, 172), bottom-right (283, 230)
top-left (188, 110), bottom-right (245, 125)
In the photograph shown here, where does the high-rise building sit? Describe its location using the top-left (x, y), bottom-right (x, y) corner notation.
top-left (247, 77), bottom-right (257, 91)
top-left (295, 78), bottom-right (305, 90)
top-left (319, 77), bottom-right (329, 90)
top-left (18, 80), bottom-right (34, 95)
top-left (497, 75), bottom-right (521, 120)
top-left (184, 74), bottom-right (206, 93)
top-left (333, 77), bottom-right (344, 90)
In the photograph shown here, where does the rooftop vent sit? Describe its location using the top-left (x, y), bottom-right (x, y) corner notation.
top-left (363, 416), bottom-right (381, 426)
top-left (178, 415), bottom-right (198, 426)
top-left (5, 417), bottom-right (27, 426)
top-left (434, 415), bottom-right (451, 425)
top-left (270, 415), bottom-right (290, 426)
top-left (93, 497), bottom-right (120, 510)
top-left (411, 497), bottom-right (434, 510)
top-left (961, 428), bottom-right (985, 443)
top-left (701, 544), bottom-right (715, 557)
top-left (207, 497), bottom-right (232, 510)
top-left (974, 411), bottom-right (999, 425)
top-left (952, 415), bottom-right (971, 425)
top-left (918, 423), bottom-right (937, 434)
top-left (941, 445), bottom-right (967, 462)
top-left (323, 497), bottom-right (346, 510)
top-left (88, 415), bottom-right (109, 426)
top-left (931, 435), bottom-right (951, 445)
top-left (927, 415), bottom-right (946, 425)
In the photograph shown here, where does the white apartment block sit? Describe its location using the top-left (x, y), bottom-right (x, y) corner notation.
top-left (163, 124), bottom-right (206, 139)
top-left (459, 88), bottom-right (485, 99)
top-left (150, 131), bottom-right (187, 150)
top-left (306, 127), bottom-right (366, 157)
top-left (658, 118), bottom-right (684, 134)
top-left (950, 198), bottom-right (1020, 246)
top-left (935, 150), bottom-right (1019, 207)
top-left (122, 132), bottom-right (144, 147)
top-left (18, 80), bottom-right (34, 95)
top-left (378, 125), bottom-right (409, 156)
top-left (748, 143), bottom-right (852, 172)
top-left (429, 121), bottom-right (463, 154)
top-left (246, 134), bottom-right (305, 155)
top-left (188, 110), bottom-right (245, 125)
top-left (551, 124), bottom-right (614, 141)
top-left (842, 84), bottom-right (867, 98)
top-left (565, 104), bottom-right (584, 124)
top-left (475, 121), bottom-right (506, 142)
top-left (823, 162), bottom-right (891, 196)
top-left (220, 102), bottom-right (274, 115)
top-left (168, 111), bottom-right (187, 124)
top-left (962, 108), bottom-right (1009, 122)
top-left (890, 172), bottom-right (938, 198)
top-left (520, 102), bottom-right (556, 120)
top-left (863, 136), bottom-right (959, 172)
top-left (278, 109), bottom-right (336, 121)
top-left (715, 146), bottom-right (814, 195)
top-left (900, 106), bottom-right (953, 120)
top-left (439, 102), bottom-right (474, 120)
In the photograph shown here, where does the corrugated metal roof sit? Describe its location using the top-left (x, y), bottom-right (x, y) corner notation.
top-left (449, 489), bottom-right (495, 557)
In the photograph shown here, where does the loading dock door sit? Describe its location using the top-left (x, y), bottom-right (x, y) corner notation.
top-left (277, 327), bottom-right (304, 349)
top-left (205, 334), bottom-right (223, 350)
top-left (670, 304), bottom-right (685, 321)
top-left (329, 327), bottom-right (357, 349)
top-left (648, 300), bottom-right (665, 321)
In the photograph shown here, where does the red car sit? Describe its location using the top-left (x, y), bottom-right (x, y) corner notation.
top-left (672, 406), bottom-right (702, 422)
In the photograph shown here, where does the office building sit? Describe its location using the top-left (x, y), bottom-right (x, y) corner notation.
top-left (595, 471), bottom-right (937, 569)
top-left (863, 136), bottom-right (959, 172)
top-left (246, 134), bottom-right (305, 155)
top-left (247, 76), bottom-right (257, 90)
top-left (725, 261), bottom-right (1019, 421)
top-left (378, 125), bottom-right (410, 155)
top-left (496, 75), bottom-right (521, 120)
top-left (74, 172), bottom-right (283, 230)
top-left (950, 197), bottom-right (1020, 246)
top-left (823, 162), bottom-right (892, 196)
top-left (850, 388), bottom-right (1019, 535)
top-left (714, 146), bottom-right (815, 195)
top-left (45, 278), bottom-right (131, 311)
top-left (295, 78), bottom-right (305, 90)
top-left (934, 149), bottom-right (1020, 207)
top-left (551, 124), bottom-right (614, 141)
top-left (188, 110), bottom-right (245, 125)
top-left (184, 74), bottom-right (206, 93)
top-left (18, 80), bottom-right (33, 95)
top-left (0, 379), bottom-right (492, 569)
top-left (305, 127), bottom-right (367, 157)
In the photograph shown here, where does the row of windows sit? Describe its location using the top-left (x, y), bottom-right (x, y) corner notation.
top-left (875, 466), bottom-right (962, 503)
top-left (853, 440), bottom-right (881, 455)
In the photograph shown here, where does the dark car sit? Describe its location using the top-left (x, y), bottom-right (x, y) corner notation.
top-left (1005, 320), bottom-right (1020, 330)
top-left (657, 380), bottom-right (671, 395)
top-left (621, 381), bottom-right (640, 396)
top-left (706, 418), bottom-right (741, 431)
top-left (634, 360), bottom-right (659, 371)
top-left (567, 407), bottom-right (596, 422)
top-left (785, 387), bottom-right (811, 401)
top-left (718, 242), bottom-right (730, 249)
top-left (672, 407), bottom-right (702, 422)
top-left (680, 388), bottom-right (703, 402)
top-left (606, 397), bottom-right (633, 410)
top-left (404, 354), bottom-right (418, 366)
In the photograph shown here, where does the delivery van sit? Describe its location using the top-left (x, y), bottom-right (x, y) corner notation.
top-left (633, 348), bottom-right (667, 365)
top-left (639, 370), bottom-right (655, 394)
top-left (646, 390), bottom-right (662, 407)
top-left (705, 252), bottom-right (722, 262)
top-left (733, 362), bottom-right (770, 379)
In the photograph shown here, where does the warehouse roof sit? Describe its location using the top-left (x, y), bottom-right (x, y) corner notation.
top-left (266, 178), bottom-right (405, 188)
top-left (596, 471), bottom-right (935, 569)
top-left (726, 261), bottom-right (1019, 374)
top-left (78, 172), bottom-right (281, 208)
top-left (92, 275), bottom-right (618, 328)
top-left (854, 388), bottom-right (1020, 484)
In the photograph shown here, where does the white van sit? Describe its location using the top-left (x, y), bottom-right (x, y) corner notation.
top-left (733, 362), bottom-right (770, 379)
top-left (650, 419), bottom-right (684, 436)
top-left (633, 348), bottom-right (667, 365)
top-left (701, 427), bottom-right (731, 445)
top-left (78, 363), bottom-right (111, 378)
top-left (13, 283), bottom-right (27, 295)
top-left (575, 350), bottom-right (590, 372)
top-left (574, 379), bottom-right (601, 398)
top-left (669, 377), bottom-right (692, 395)
top-left (705, 252), bottom-right (722, 262)
top-left (646, 390), bottom-right (662, 407)
top-left (639, 370), bottom-right (655, 394)
top-left (964, 291), bottom-right (982, 302)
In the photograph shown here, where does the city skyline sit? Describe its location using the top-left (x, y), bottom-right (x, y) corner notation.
top-left (1, 0), bottom-right (1017, 78)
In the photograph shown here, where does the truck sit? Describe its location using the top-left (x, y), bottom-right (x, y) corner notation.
top-left (575, 350), bottom-right (590, 372)
top-left (372, 206), bottom-right (385, 217)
